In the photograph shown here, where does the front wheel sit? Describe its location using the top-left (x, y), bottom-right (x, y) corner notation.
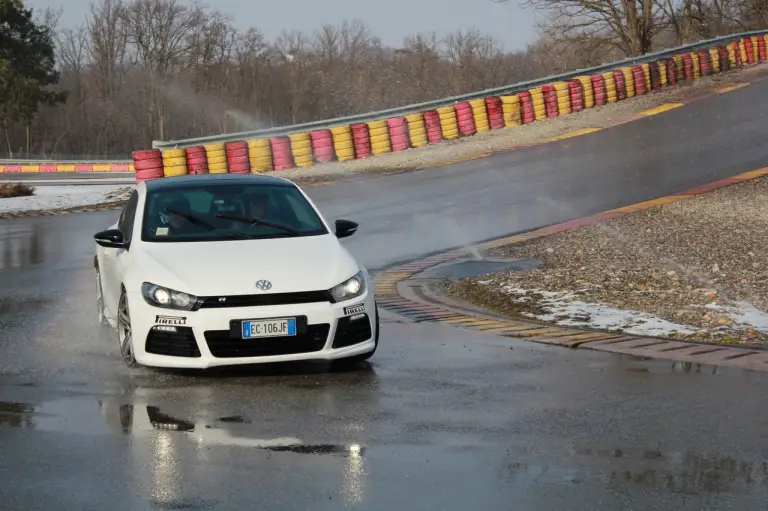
top-left (117, 289), bottom-right (139, 369)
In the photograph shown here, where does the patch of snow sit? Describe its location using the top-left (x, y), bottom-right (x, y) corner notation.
top-left (705, 300), bottom-right (768, 332)
top-left (0, 185), bottom-right (133, 213)
top-left (499, 284), bottom-right (701, 337)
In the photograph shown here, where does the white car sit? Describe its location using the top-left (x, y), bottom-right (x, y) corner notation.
top-left (94, 173), bottom-right (378, 369)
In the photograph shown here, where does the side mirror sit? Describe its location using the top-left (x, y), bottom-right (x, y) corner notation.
top-left (94, 229), bottom-right (129, 249)
top-left (334, 219), bottom-right (358, 239)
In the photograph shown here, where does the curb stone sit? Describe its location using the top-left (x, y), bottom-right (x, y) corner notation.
top-left (372, 167), bottom-right (768, 371)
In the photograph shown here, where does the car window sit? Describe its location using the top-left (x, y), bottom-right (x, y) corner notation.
top-left (140, 183), bottom-right (328, 243)
top-left (118, 191), bottom-right (139, 241)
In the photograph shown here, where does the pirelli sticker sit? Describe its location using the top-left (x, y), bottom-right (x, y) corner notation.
top-left (156, 315), bottom-right (187, 326)
top-left (343, 303), bottom-right (366, 315)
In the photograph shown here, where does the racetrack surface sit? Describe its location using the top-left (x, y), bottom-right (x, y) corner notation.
top-left (2, 80), bottom-right (768, 509)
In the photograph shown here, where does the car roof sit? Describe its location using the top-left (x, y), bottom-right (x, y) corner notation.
top-left (144, 173), bottom-right (295, 192)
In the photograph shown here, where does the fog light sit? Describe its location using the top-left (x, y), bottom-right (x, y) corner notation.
top-left (350, 314), bottom-right (366, 321)
top-left (153, 325), bottom-right (177, 333)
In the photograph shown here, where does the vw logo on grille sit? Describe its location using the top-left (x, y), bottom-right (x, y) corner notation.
top-left (255, 280), bottom-right (272, 291)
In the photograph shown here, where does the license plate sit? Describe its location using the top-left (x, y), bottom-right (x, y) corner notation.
top-left (241, 318), bottom-right (296, 339)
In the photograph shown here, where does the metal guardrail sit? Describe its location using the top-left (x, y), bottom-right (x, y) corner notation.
top-left (153, 30), bottom-right (768, 150)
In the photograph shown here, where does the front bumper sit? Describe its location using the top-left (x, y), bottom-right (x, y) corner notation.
top-left (127, 289), bottom-right (377, 369)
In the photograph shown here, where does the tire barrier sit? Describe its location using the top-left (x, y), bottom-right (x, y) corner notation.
top-left (649, 63), bottom-right (660, 90)
top-left (601, 72), bottom-right (618, 103)
top-left (665, 58), bottom-right (678, 85)
top-left (656, 61), bottom-right (668, 86)
top-left (367, 120), bottom-right (391, 155)
top-left (552, 82), bottom-right (571, 115)
top-left (387, 117), bottom-right (410, 152)
top-left (576, 76), bottom-right (595, 108)
top-left (247, 138), bottom-right (273, 172)
top-left (518, 91), bottom-right (535, 124)
top-left (161, 148), bottom-right (186, 177)
top-left (225, 140), bottom-right (250, 174)
top-left (690, 52), bottom-right (701, 79)
top-left (744, 37), bottom-right (755, 64)
top-left (351, 123), bottom-right (372, 158)
top-left (288, 132), bottom-right (313, 168)
top-left (423, 111), bottom-right (444, 143)
top-left (500, 95), bottom-right (522, 126)
top-left (709, 48), bottom-right (721, 73)
top-left (485, 97), bottom-right (505, 129)
top-left (751, 36), bottom-right (760, 62)
top-left (641, 63), bottom-right (652, 91)
top-left (185, 146), bottom-right (208, 174)
top-left (568, 80), bottom-right (584, 112)
top-left (529, 87), bottom-right (547, 120)
top-left (269, 137), bottom-right (294, 171)
top-left (205, 143), bottom-right (227, 174)
top-left (698, 49), bottom-right (712, 76)
top-left (611, 70), bottom-right (627, 100)
top-left (108, 33), bottom-right (768, 183)
top-left (132, 149), bottom-right (164, 182)
top-left (405, 113), bottom-right (428, 148)
top-left (591, 75), bottom-right (606, 106)
top-left (454, 102), bottom-right (477, 136)
top-left (310, 129), bottom-right (335, 163)
top-left (469, 98), bottom-right (490, 133)
top-left (436, 106), bottom-right (459, 140)
top-left (719, 46), bottom-right (730, 72)
top-left (330, 125), bottom-right (355, 161)
top-left (541, 85), bottom-right (559, 117)
top-left (681, 54), bottom-right (693, 80)
top-left (738, 39), bottom-right (748, 64)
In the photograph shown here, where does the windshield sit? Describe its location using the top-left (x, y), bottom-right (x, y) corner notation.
top-left (140, 183), bottom-right (328, 242)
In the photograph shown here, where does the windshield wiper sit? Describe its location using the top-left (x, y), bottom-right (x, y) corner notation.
top-left (165, 208), bottom-right (249, 240)
top-left (215, 212), bottom-right (304, 236)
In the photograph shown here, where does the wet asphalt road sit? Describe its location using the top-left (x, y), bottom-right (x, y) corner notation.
top-left (3, 81), bottom-right (768, 509)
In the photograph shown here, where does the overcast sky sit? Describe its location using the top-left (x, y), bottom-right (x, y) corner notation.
top-left (26, 0), bottom-right (539, 51)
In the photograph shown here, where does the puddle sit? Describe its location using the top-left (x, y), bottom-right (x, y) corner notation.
top-left (218, 415), bottom-right (251, 424)
top-left (417, 258), bottom-right (543, 281)
top-left (0, 401), bottom-right (35, 429)
top-left (0, 223), bottom-right (46, 271)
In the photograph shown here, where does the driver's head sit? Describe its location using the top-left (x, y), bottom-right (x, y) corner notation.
top-left (246, 192), bottom-right (270, 218)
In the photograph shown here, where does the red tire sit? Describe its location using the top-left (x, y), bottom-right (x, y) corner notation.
top-left (387, 117), bottom-right (409, 152)
top-left (423, 111), bottom-right (443, 143)
top-left (135, 167), bottom-right (165, 182)
top-left (454, 102), bottom-right (476, 136)
top-left (484, 97), bottom-right (504, 129)
top-left (351, 123), bottom-right (371, 159)
top-left (132, 149), bottom-right (162, 161)
top-left (133, 159), bottom-right (164, 171)
top-left (541, 85), bottom-right (559, 117)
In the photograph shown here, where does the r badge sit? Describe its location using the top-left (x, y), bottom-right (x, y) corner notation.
top-left (343, 303), bottom-right (366, 315)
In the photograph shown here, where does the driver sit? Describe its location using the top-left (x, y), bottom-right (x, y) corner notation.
top-left (245, 192), bottom-right (270, 219)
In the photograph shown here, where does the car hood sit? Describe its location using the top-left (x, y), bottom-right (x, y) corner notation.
top-left (129, 234), bottom-right (360, 296)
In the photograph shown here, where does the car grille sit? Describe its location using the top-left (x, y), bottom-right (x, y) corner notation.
top-left (204, 324), bottom-right (330, 358)
top-left (332, 314), bottom-right (373, 348)
top-left (196, 291), bottom-right (334, 309)
top-left (145, 327), bottom-right (201, 358)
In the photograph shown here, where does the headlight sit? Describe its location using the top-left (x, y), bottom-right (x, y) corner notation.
top-left (141, 282), bottom-right (199, 311)
top-left (330, 271), bottom-right (366, 302)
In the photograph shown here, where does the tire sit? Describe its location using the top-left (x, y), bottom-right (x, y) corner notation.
top-left (117, 288), bottom-right (139, 368)
top-left (334, 303), bottom-right (379, 367)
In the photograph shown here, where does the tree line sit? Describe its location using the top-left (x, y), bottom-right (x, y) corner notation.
top-left (1, 0), bottom-right (765, 159)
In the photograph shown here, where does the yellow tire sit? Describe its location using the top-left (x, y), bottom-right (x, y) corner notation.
top-left (335, 149), bottom-right (355, 161)
top-left (206, 149), bottom-right (225, 159)
top-left (162, 156), bottom-right (185, 167)
top-left (163, 164), bottom-right (187, 177)
top-left (576, 76), bottom-right (595, 108)
top-left (162, 148), bottom-right (185, 159)
top-left (641, 63), bottom-right (651, 90)
top-left (204, 143), bottom-right (224, 152)
top-left (709, 48), bottom-right (720, 73)
top-left (500, 95), bottom-right (521, 126)
top-left (657, 61), bottom-right (668, 85)
top-left (370, 140), bottom-right (391, 155)
top-left (208, 164), bottom-right (227, 174)
top-left (208, 155), bottom-right (227, 165)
